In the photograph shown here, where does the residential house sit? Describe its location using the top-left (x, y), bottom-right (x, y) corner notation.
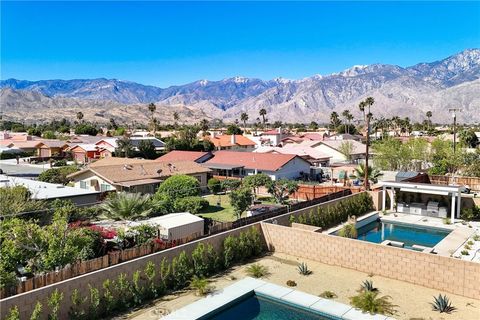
top-left (327, 133), bottom-right (363, 142)
top-left (68, 157), bottom-right (211, 194)
top-left (203, 150), bottom-right (311, 180)
top-left (131, 137), bottom-right (166, 151)
top-left (260, 128), bottom-right (289, 146)
top-left (308, 139), bottom-right (367, 164)
top-left (36, 140), bottom-right (69, 158)
top-left (68, 144), bottom-right (103, 163)
top-left (205, 134), bottom-right (256, 151)
top-left (156, 150), bottom-right (213, 163)
top-left (281, 132), bottom-right (327, 145)
top-left (0, 175), bottom-right (100, 205)
top-left (254, 144), bottom-right (331, 167)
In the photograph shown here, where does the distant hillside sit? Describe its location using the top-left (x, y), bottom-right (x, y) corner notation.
top-left (1, 49), bottom-right (479, 124)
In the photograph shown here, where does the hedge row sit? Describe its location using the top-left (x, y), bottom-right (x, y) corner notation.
top-left (3, 227), bottom-right (265, 320)
top-left (290, 192), bottom-right (374, 230)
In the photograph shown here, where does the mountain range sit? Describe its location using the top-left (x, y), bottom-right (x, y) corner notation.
top-left (1, 49), bottom-right (479, 124)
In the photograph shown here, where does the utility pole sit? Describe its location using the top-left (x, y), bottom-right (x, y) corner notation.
top-left (448, 108), bottom-right (461, 154)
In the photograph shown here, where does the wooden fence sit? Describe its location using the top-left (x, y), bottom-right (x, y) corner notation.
top-left (292, 185), bottom-right (360, 200)
top-left (429, 175), bottom-right (480, 192)
top-left (0, 240), bottom-right (177, 299)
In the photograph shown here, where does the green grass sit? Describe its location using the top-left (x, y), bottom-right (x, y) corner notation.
top-left (198, 194), bottom-right (236, 222)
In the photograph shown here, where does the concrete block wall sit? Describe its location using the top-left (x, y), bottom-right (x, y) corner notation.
top-left (261, 222), bottom-right (480, 300)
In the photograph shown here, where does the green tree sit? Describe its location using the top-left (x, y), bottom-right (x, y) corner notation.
top-left (207, 178), bottom-right (222, 194)
top-left (115, 136), bottom-right (134, 158)
top-left (242, 173), bottom-right (272, 201)
top-left (199, 118), bottom-right (210, 133)
top-left (353, 164), bottom-right (383, 184)
top-left (342, 110), bottom-right (353, 134)
top-left (42, 130), bottom-right (57, 139)
top-left (309, 121), bottom-right (318, 131)
top-left (226, 124), bottom-right (243, 135)
top-left (259, 108), bottom-right (267, 126)
top-left (74, 123), bottom-right (98, 135)
top-left (100, 192), bottom-right (152, 220)
top-left (76, 111), bottom-right (84, 122)
top-left (4, 306), bottom-right (20, 320)
top-left (459, 129), bottom-right (479, 148)
top-left (0, 185), bottom-right (45, 216)
top-left (330, 112), bottom-right (341, 131)
top-left (156, 174), bottom-right (201, 200)
top-left (240, 112), bottom-right (249, 132)
top-left (338, 141), bottom-right (354, 163)
top-left (426, 111), bottom-right (433, 130)
top-left (268, 179), bottom-right (299, 204)
top-left (229, 188), bottom-right (253, 219)
top-left (38, 166), bottom-right (79, 184)
top-left (148, 103), bottom-right (157, 135)
top-left (138, 139), bottom-right (157, 159)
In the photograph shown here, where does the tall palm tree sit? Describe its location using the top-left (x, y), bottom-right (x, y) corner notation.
top-left (342, 110), bottom-right (352, 134)
top-left (148, 103), bottom-right (157, 135)
top-left (426, 111), bottom-right (432, 131)
top-left (259, 109), bottom-right (267, 127)
top-left (101, 192), bottom-right (152, 220)
top-left (240, 112), bottom-right (249, 132)
top-left (359, 97), bottom-right (375, 190)
top-left (199, 118), bottom-right (209, 133)
top-left (330, 112), bottom-right (340, 131)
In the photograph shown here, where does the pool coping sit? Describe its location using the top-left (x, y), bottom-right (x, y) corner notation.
top-left (162, 277), bottom-right (395, 320)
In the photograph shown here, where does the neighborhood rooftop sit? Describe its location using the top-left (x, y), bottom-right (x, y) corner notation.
top-left (203, 150), bottom-right (300, 171)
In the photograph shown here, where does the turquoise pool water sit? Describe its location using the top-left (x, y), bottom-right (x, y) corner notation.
top-left (350, 220), bottom-right (451, 250)
top-left (207, 294), bottom-right (335, 320)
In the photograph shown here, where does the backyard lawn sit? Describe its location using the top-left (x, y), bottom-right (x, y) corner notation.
top-left (199, 194), bottom-right (236, 222)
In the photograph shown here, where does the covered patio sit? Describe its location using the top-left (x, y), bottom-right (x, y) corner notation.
top-left (378, 181), bottom-right (462, 223)
top-left (203, 163), bottom-right (245, 178)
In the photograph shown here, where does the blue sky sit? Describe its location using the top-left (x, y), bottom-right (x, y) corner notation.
top-left (1, 1), bottom-right (479, 87)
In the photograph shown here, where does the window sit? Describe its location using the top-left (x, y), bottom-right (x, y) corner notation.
top-left (80, 181), bottom-right (87, 189)
top-left (100, 184), bottom-right (111, 192)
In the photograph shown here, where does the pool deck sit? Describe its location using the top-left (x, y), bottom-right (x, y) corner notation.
top-left (163, 277), bottom-right (395, 320)
top-left (380, 213), bottom-right (477, 257)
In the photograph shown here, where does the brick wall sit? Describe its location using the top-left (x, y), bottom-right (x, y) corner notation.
top-left (261, 222), bottom-right (480, 300)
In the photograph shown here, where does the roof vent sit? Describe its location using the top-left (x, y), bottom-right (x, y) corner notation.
top-left (123, 164), bottom-right (133, 170)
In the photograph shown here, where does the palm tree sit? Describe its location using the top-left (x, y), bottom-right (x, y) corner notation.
top-left (259, 109), bottom-right (267, 126)
top-left (342, 110), bottom-right (352, 134)
top-left (76, 111), bottom-right (84, 122)
top-left (116, 136), bottom-right (133, 158)
top-left (199, 118), bottom-right (209, 133)
top-left (101, 192), bottom-right (152, 220)
top-left (359, 97), bottom-right (375, 190)
top-left (148, 103), bottom-right (157, 135)
top-left (426, 111), bottom-right (432, 131)
top-left (240, 112), bottom-right (249, 132)
top-left (173, 111), bottom-right (179, 128)
top-left (330, 112), bottom-right (340, 131)
top-left (353, 163), bottom-right (383, 184)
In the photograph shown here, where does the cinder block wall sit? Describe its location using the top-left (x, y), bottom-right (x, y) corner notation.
top-left (261, 222), bottom-right (480, 300)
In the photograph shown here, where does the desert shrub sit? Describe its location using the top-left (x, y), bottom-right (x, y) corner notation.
top-left (189, 276), bottom-right (214, 296)
top-left (245, 263), bottom-right (269, 278)
top-left (350, 291), bottom-right (396, 315)
top-left (144, 261), bottom-right (157, 298)
top-left (286, 280), bottom-right (297, 287)
top-left (192, 243), bottom-right (209, 277)
top-left (173, 196), bottom-right (208, 214)
top-left (338, 223), bottom-right (358, 238)
top-left (172, 251), bottom-right (192, 289)
top-left (69, 289), bottom-right (86, 320)
top-left (38, 166), bottom-right (78, 184)
top-left (430, 294), bottom-right (456, 314)
top-left (30, 302), bottom-right (43, 320)
top-left (297, 262), bottom-right (312, 275)
top-left (461, 206), bottom-right (480, 221)
top-left (319, 291), bottom-right (337, 299)
top-left (47, 289), bottom-right (63, 320)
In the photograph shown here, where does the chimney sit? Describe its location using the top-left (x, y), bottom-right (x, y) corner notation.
top-left (231, 134), bottom-right (236, 144)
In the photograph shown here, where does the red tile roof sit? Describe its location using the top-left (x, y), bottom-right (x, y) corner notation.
top-left (205, 135), bottom-right (256, 148)
top-left (156, 150), bottom-right (210, 162)
top-left (204, 151), bottom-right (300, 171)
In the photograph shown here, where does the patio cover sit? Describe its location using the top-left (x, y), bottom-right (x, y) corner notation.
top-left (203, 163), bottom-right (245, 170)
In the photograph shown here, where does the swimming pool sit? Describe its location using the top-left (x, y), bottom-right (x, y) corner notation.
top-left (208, 293), bottom-right (332, 320)
top-left (345, 220), bottom-right (451, 250)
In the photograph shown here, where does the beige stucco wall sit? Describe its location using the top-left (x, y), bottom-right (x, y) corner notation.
top-left (260, 222), bottom-right (480, 300)
top-left (71, 170), bottom-right (115, 192)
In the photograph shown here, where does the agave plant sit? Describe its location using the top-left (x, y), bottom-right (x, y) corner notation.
top-left (359, 280), bottom-right (378, 292)
top-left (100, 192), bottom-right (152, 220)
top-left (189, 276), bottom-right (214, 296)
top-left (297, 262), bottom-right (312, 276)
top-left (245, 263), bottom-right (269, 278)
top-left (350, 291), bottom-right (396, 315)
top-left (430, 294), bottom-right (456, 314)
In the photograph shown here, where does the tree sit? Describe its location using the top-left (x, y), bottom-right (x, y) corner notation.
top-left (199, 119), bottom-right (210, 133)
top-left (38, 166), bottom-right (79, 184)
top-left (259, 108), bottom-right (267, 126)
top-left (173, 111), bottom-right (180, 127)
top-left (116, 136), bottom-right (134, 158)
top-left (360, 97), bottom-right (375, 190)
top-left (74, 123), bottom-right (98, 136)
top-left (459, 129), bottom-right (479, 148)
top-left (100, 192), bottom-right (152, 220)
top-left (148, 103), bottom-right (157, 135)
top-left (330, 112), bottom-right (341, 131)
top-left (42, 130), bottom-right (57, 139)
top-left (338, 141), bottom-right (354, 163)
top-left (156, 174), bottom-right (201, 200)
top-left (229, 188), bottom-right (252, 220)
top-left (76, 111), bottom-right (84, 122)
top-left (0, 186), bottom-right (45, 216)
top-left (342, 110), bottom-right (353, 134)
top-left (309, 121), bottom-right (318, 131)
top-left (268, 179), bottom-right (299, 204)
top-left (226, 124), bottom-right (243, 135)
top-left (353, 164), bottom-right (383, 184)
top-left (207, 178), bottom-right (222, 194)
top-left (138, 139), bottom-right (157, 159)
top-left (240, 112), bottom-right (249, 132)
top-left (426, 111), bottom-right (432, 130)
top-left (242, 174), bottom-right (272, 201)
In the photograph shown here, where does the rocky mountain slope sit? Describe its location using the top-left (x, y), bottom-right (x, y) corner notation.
top-left (1, 49), bottom-right (479, 124)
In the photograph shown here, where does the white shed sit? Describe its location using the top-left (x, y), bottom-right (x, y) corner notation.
top-left (142, 212), bottom-right (204, 242)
